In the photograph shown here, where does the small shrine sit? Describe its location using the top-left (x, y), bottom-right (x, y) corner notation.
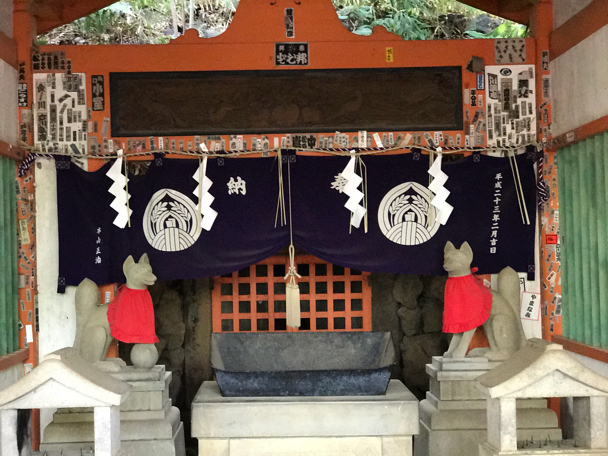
top-left (476, 339), bottom-right (608, 456)
top-left (0, 348), bottom-right (131, 456)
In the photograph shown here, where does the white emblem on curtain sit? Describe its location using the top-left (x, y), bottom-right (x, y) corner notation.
top-left (143, 189), bottom-right (202, 252)
top-left (378, 182), bottom-right (440, 246)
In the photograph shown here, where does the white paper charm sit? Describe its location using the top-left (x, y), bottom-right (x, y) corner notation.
top-left (340, 153), bottom-right (367, 229)
top-left (106, 151), bottom-right (132, 228)
top-left (427, 152), bottom-right (453, 225)
top-left (192, 156), bottom-right (218, 231)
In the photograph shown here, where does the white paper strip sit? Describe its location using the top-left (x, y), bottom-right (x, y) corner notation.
top-left (192, 156), bottom-right (218, 231)
top-left (106, 153), bottom-right (132, 228)
top-left (427, 153), bottom-right (453, 226)
top-left (373, 133), bottom-right (384, 148)
top-left (340, 155), bottom-right (367, 228)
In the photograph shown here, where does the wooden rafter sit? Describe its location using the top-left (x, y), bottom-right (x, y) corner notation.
top-left (457, 0), bottom-right (533, 24)
top-left (0, 31), bottom-right (18, 70)
top-left (35, 0), bottom-right (117, 35)
top-left (0, 140), bottom-right (26, 162)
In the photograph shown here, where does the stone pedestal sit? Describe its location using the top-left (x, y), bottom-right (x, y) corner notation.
top-left (192, 380), bottom-right (419, 456)
top-left (0, 409), bottom-right (18, 456)
top-left (479, 444), bottom-right (608, 456)
top-left (415, 357), bottom-right (561, 456)
top-left (41, 365), bottom-right (185, 456)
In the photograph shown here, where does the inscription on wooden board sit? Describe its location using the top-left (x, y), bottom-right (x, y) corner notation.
top-left (110, 67), bottom-right (462, 137)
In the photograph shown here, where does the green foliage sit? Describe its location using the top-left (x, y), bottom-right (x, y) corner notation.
top-left (334, 0), bottom-right (522, 41)
top-left (39, 0), bottom-right (525, 45)
top-left (334, 0), bottom-right (481, 40)
top-left (465, 22), bottom-right (528, 39)
top-left (41, 0), bottom-right (173, 44)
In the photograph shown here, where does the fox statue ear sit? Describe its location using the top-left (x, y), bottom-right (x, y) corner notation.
top-left (139, 253), bottom-right (150, 265)
top-left (460, 241), bottom-right (473, 259)
top-left (444, 241), bottom-right (455, 253)
top-left (123, 255), bottom-right (135, 274)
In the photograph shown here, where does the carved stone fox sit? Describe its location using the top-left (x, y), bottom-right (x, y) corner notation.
top-left (443, 241), bottom-right (527, 360)
top-left (72, 277), bottom-right (116, 365)
top-left (73, 253), bottom-right (158, 369)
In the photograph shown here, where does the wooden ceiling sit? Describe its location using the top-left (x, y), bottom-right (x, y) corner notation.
top-left (31, 0), bottom-right (540, 36)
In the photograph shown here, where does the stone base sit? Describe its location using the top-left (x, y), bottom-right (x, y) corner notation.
top-left (416, 420), bottom-right (563, 456)
top-left (479, 442), bottom-right (608, 456)
top-left (41, 366), bottom-right (185, 456)
top-left (200, 436), bottom-right (412, 456)
top-left (415, 357), bottom-right (562, 456)
top-left (193, 380), bottom-right (419, 456)
top-left (40, 421), bottom-right (185, 456)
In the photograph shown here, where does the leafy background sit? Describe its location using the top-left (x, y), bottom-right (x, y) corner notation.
top-left (38, 0), bottom-right (527, 45)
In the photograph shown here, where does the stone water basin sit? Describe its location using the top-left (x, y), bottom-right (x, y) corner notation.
top-left (210, 331), bottom-right (395, 397)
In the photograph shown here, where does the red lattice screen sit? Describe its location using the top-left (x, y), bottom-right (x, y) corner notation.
top-left (212, 255), bottom-right (371, 333)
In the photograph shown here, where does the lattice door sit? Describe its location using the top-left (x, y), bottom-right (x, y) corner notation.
top-left (212, 255), bottom-right (371, 333)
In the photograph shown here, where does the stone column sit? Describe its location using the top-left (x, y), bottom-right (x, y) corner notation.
top-left (0, 409), bottom-right (18, 456)
top-left (94, 405), bottom-right (121, 456)
top-left (573, 396), bottom-right (608, 449)
top-left (486, 397), bottom-right (517, 452)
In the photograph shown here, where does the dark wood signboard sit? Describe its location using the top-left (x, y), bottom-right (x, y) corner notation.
top-left (110, 67), bottom-right (462, 137)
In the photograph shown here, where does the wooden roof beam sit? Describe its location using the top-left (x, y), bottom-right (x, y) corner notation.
top-left (457, 0), bottom-right (531, 24)
top-left (36, 0), bottom-right (117, 35)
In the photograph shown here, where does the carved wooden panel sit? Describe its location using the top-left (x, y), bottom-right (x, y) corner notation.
top-left (110, 67), bottom-right (462, 137)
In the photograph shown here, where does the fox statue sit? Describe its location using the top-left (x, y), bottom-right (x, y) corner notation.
top-left (74, 253), bottom-right (159, 369)
top-left (73, 277), bottom-right (116, 366)
top-left (442, 241), bottom-right (527, 360)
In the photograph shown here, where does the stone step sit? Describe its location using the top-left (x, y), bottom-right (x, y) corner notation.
top-left (429, 374), bottom-right (488, 400)
top-left (119, 388), bottom-right (166, 411)
top-left (53, 399), bottom-right (173, 422)
top-left (415, 420), bottom-right (563, 456)
top-left (426, 363), bottom-right (490, 382)
top-left (110, 365), bottom-right (167, 382)
top-left (128, 371), bottom-right (172, 392)
top-left (425, 392), bottom-right (547, 411)
top-left (419, 399), bottom-right (559, 431)
top-left (42, 406), bottom-right (181, 443)
top-left (431, 356), bottom-right (501, 372)
top-left (40, 421), bottom-right (185, 456)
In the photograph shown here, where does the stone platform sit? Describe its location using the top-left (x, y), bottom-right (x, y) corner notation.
top-left (415, 357), bottom-right (562, 456)
top-left (41, 365), bottom-right (185, 456)
top-left (192, 380), bottom-right (419, 456)
top-left (479, 443), bottom-right (608, 456)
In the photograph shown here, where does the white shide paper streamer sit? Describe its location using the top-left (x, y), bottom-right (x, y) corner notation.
top-left (340, 152), bottom-right (367, 229)
top-left (106, 150), bottom-right (132, 228)
top-left (428, 151), bottom-right (453, 225)
top-left (192, 156), bottom-right (218, 231)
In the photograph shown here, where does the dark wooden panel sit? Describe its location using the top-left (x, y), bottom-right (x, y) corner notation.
top-left (110, 67), bottom-right (462, 137)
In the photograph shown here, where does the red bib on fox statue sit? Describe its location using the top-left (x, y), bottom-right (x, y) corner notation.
top-left (107, 286), bottom-right (159, 344)
top-left (443, 268), bottom-right (492, 333)
top-left (107, 253), bottom-right (159, 344)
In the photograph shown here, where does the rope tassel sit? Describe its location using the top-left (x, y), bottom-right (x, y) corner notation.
top-left (285, 244), bottom-right (301, 328)
top-left (283, 157), bottom-right (301, 328)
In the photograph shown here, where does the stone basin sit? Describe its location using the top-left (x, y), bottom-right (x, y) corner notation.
top-left (210, 331), bottom-right (395, 396)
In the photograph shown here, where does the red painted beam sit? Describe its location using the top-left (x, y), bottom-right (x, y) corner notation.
top-left (457, 0), bottom-right (531, 24)
top-left (550, 0), bottom-right (608, 61)
top-left (0, 31), bottom-right (18, 70)
top-left (549, 115), bottom-right (608, 150)
top-left (553, 335), bottom-right (608, 363)
top-left (36, 0), bottom-right (117, 35)
top-left (0, 140), bottom-right (25, 161)
top-left (0, 348), bottom-right (29, 372)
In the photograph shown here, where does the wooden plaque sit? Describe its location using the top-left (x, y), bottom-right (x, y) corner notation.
top-left (110, 67), bottom-right (462, 137)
